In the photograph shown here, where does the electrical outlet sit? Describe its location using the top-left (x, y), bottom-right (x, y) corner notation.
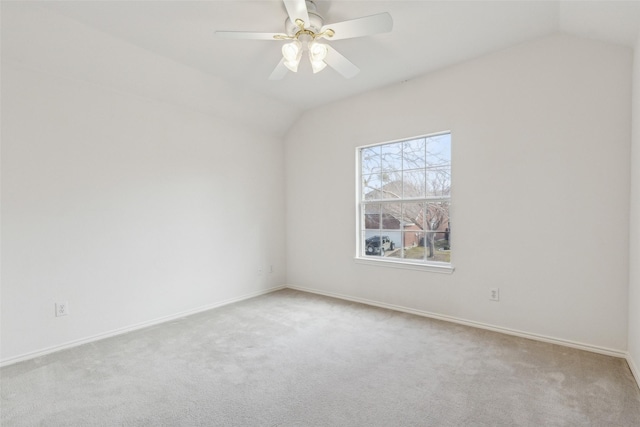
top-left (55, 302), bottom-right (69, 317)
top-left (490, 288), bottom-right (500, 302)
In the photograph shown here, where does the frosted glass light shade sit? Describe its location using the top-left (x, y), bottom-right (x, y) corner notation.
top-left (284, 58), bottom-right (301, 72)
top-left (308, 41), bottom-right (328, 62)
top-left (311, 60), bottom-right (327, 73)
top-left (282, 41), bottom-right (302, 62)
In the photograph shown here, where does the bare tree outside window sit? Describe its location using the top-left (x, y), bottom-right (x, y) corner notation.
top-left (359, 133), bottom-right (451, 264)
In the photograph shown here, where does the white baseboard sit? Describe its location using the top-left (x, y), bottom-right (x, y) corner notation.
top-left (285, 284), bottom-right (628, 359)
top-left (5, 282), bottom-right (635, 389)
top-left (0, 285), bottom-right (286, 367)
top-left (626, 353), bottom-right (640, 391)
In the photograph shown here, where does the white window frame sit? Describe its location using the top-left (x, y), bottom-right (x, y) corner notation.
top-left (355, 132), bottom-right (454, 274)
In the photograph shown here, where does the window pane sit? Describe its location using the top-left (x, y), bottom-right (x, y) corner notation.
top-left (362, 234), bottom-right (382, 257)
top-left (426, 134), bottom-right (451, 168)
top-left (425, 232), bottom-right (451, 263)
top-left (381, 172), bottom-right (402, 199)
top-left (402, 232), bottom-right (426, 261)
top-left (425, 202), bottom-right (449, 230)
top-left (380, 233), bottom-right (398, 257)
top-left (403, 138), bottom-right (426, 170)
top-left (402, 202), bottom-right (425, 231)
top-left (403, 170), bottom-right (426, 198)
top-left (362, 173), bottom-right (382, 200)
top-left (426, 167), bottom-right (451, 197)
top-left (361, 147), bottom-right (381, 175)
top-left (363, 204), bottom-right (381, 230)
top-left (364, 233), bottom-right (395, 257)
top-left (363, 204), bottom-right (384, 256)
top-left (381, 142), bottom-right (403, 173)
top-left (381, 204), bottom-right (402, 230)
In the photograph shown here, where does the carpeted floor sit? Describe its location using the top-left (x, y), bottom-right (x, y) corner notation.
top-left (2, 289), bottom-right (640, 426)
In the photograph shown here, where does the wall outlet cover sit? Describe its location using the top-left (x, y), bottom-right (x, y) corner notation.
top-left (55, 302), bottom-right (69, 317)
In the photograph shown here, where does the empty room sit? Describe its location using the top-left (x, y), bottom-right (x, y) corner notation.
top-left (2, 0), bottom-right (640, 425)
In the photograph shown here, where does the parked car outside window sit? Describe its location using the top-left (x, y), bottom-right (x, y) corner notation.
top-left (365, 235), bottom-right (395, 256)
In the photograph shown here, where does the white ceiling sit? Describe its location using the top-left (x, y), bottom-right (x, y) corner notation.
top-left (19, 1), bottom-right (640, 111)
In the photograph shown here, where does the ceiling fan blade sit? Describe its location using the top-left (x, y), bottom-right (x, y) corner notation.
top-left (216, 31), bottom-right (284, 40)
top-left (269, 58), bottom-right (289, 80)
top-left (321, 13), bottom-right (393, 41)
top-left (324, 46), bottom-right (360, 79)
top-left (283, 0), bottom-right (310, 26)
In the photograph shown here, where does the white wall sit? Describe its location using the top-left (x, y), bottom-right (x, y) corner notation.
top-left (1, 7), bottom-right (287, 363)
top-left (0, 3), bottom-right (297, 136)
top-left (629, 33), bottom-right (640, 377)
top-left (285, 34), bottom-right (632, 352)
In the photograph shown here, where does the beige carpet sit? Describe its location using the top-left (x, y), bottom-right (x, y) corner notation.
top-left (2, 289), bottom-right (639, 426)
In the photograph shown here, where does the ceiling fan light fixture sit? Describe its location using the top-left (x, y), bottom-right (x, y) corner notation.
top-left (284, 57), bottom-right (301, 72)
top-left (308, 41), bottom-right (328, 62)
top-left (282, 40), bottom-right (302, 62)
top-left (218, 0), bottom-right (393, 79)
top-left (310, 59), bottom-right (327, 74)
top-left (282, 39), bottom-right (302, 72)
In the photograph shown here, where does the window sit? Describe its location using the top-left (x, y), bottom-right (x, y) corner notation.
top-left (357, 132), bottom-right (452, 268)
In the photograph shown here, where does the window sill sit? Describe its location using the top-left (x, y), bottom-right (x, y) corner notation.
top-left (353, 257), bottom-right (455, 274)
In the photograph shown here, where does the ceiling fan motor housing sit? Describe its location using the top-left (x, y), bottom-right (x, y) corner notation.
top-left (285, 1), bottom-right (324, 36)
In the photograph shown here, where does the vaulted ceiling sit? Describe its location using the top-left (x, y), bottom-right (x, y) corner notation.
top-left (3, 1), bottom-right (639, 133)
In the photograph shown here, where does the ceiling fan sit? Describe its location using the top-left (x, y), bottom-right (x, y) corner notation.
top-left (216, 0), bottom-right (393, 80)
